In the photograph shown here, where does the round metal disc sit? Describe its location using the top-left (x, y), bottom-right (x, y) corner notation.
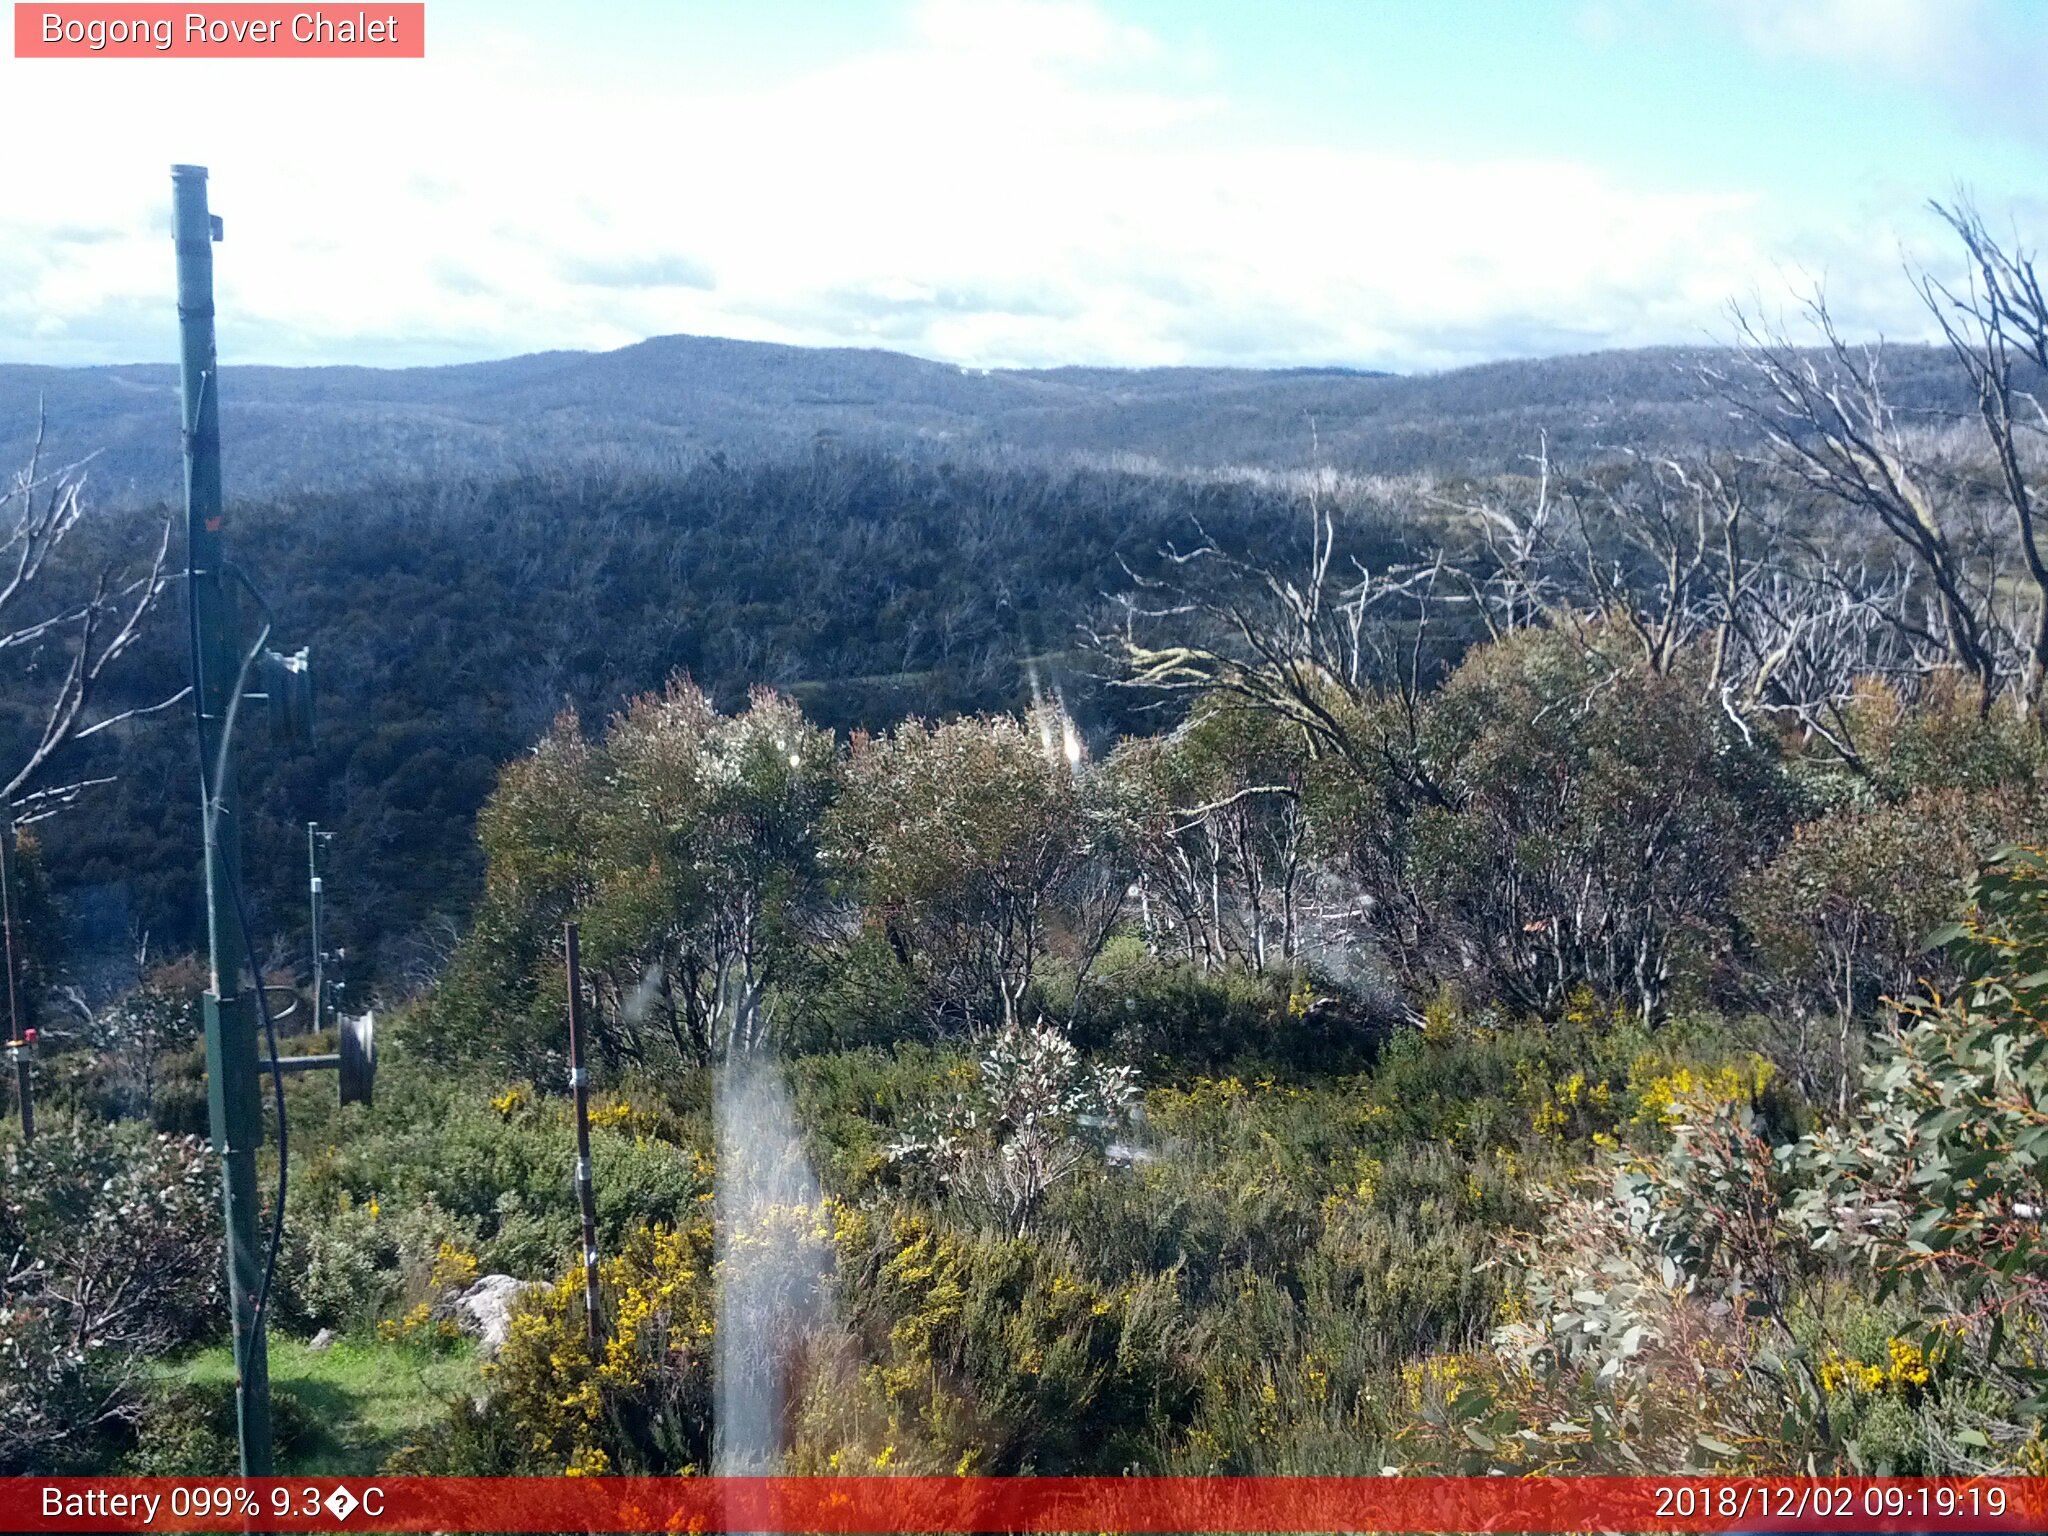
top-left (339, 1009), bottom-right (376, 1106)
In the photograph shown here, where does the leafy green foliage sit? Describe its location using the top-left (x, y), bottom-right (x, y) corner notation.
top-left (1102, 702), bottom-right (1314, 976)
top-left (1793, 846), bottom-right (2048, 1390)
top-left (280, 1046), bottom-right (708, 1311)
top-left (125, 1375), bottom-right (326, 1476)
top-left (828, 710), bottom-right (1109, 1033)
top-left (37, 966), bottom-right (203, 1127)
top-left (1737, 785), bottom-right (2032, 1108)
top-left (1066, 938), bottom-right (1323, 1076)
top-left (0, 1119), bottom-right (221, 1472)
top-left (886, 1018), bottom-right (1137, 1235)
top-left (825, 1203), bottom-right (1191, 1475)
top-left (422, 683), bottom-right (836, 1072)
top-left (1410, 629), bottom-right (1792, 1020)
top-left (1395, 854), bottom-right (2048, 1475)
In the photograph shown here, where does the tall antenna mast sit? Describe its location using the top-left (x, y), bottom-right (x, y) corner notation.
top-left (173, 162), bottom-right (271, 1476)
top-left (172, 165), bottom-right (351, 1480)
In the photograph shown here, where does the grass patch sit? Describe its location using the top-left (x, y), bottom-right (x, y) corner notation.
top-left (157, 1334), bottom-right (482, 1475)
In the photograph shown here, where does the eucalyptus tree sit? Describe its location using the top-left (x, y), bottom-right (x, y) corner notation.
top-left (1103, 700), bottom-right (1311, 974)
top-left (428, 681), bottom-right (836, 1071)
top-left (825, 709), bottom-right (1108, 1034)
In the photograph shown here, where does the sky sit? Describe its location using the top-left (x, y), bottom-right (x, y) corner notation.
top-left (5, 0), bottom-right (2048, 374)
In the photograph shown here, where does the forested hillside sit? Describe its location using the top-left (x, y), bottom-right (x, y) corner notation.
top-left (8, 210), bottom-right (2048, 1485)
top-left (10, 335), bottom-right (2012, 993)
top-left (0, 336), bottom-right (1985, 504)
top-left (35, 451), bottom-right (1429, 990)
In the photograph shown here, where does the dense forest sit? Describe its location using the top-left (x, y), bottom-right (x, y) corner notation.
top-left (35, 450), bottom-right (1428, 992)
top-left (6, 205), bottom-right (2048, 1481)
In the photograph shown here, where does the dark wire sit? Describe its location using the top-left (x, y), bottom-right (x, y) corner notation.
top-left (233, 868), bottom-right (289, 1332)
top-left (217, 571), bottom-right (291, 1336)
top-left (184, 486), bottom-right (290, 1349)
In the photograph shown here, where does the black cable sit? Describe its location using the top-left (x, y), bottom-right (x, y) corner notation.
top-left (232, 867), bottom-right (289, 1333)
top-left (216, 569), bottom-right (291, 1334)
top-left (184, 489), bottom-right (290, 1347)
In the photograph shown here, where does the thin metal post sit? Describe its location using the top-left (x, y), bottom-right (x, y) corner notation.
top-left (174, 163), bottom-right (270, 1476)
top-left (2, 821), bottom-right (22, 1038)
top-left (7, 1043), bottom-right (27, 1143)
top-left (308, 822), bottom-right (323, 1036)
top-left (564, 923), bottom-right (602, 1352)
top-left (0, 821), bottom-right (29, 1142)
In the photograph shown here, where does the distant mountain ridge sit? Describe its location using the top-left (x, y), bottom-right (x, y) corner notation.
top-left (0, 331), bottom-right (1973, 504)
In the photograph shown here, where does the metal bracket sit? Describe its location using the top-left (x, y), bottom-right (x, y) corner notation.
top-left (256, 1009), bottom-right (374, 1107)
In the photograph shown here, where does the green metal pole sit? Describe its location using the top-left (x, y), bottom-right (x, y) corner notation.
top-left (173, 163), bottom-right (271, 1477)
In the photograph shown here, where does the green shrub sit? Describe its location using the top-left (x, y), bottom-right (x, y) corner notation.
top-left (1068, 947), bottom-right (1319, 1075)
top-left (124, 1379), bottom-right (321, 1475)
top-left (286, 1050), bottom-right (709, 1283)
top-left (1165, 1267), bottom-right (1396, 1473)
top-left (1791, 845), bottom-right (2048, 1432)
top-left (275, 1197), bottom-right (480, 1336)
top-left (885, 1019), bottom-right (1137, 1236)
top-left (487, 1220), bottom-right (718, 1475)
top-left (832, 1203), bottom-right (1193, 1474)
top-left (0, 1118), bottom-right (222, 1472)
top-left (35, 979), bottom-right (203, 1127)
top-left (787, 1041), bottom-right (971, 1197)
top-left (779, 931), bottom-right (924, 1055)
top-left (1410, 630), bottom-right (1793, 1021)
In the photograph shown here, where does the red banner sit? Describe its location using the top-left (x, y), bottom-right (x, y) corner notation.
top-left (5, 1476), bottom-right (2047, 1533)
top-left (13, 4), bottom-right (424, 58)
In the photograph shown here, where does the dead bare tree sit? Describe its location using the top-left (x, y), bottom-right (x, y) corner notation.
top-left (1710, 291), bottom-right (2007, 714)
top-left (1416, 443), bottom-right (1918, 777)
top-left (0, 412), bottom-right (185, 821)
top-left (1104, 472), bottom-right (1454, 808)
top-left (1917, 197), bottom-right (2048, 718)
top-left (1440, 436), bottom-right (1598, 647)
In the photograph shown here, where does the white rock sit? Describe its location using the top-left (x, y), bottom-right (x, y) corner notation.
top-left (454, 1274), bottom-right (545, 1357)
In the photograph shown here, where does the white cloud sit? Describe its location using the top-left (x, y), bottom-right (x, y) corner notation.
top-left (1715, 0), bottom-right (1962, 74)
top-left (1709, 0), bottom-right (2048, 141)
top-left (911, 0), bottom-right (1162, 66)
top-left (0, 0), bottom-right (1971, 372)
